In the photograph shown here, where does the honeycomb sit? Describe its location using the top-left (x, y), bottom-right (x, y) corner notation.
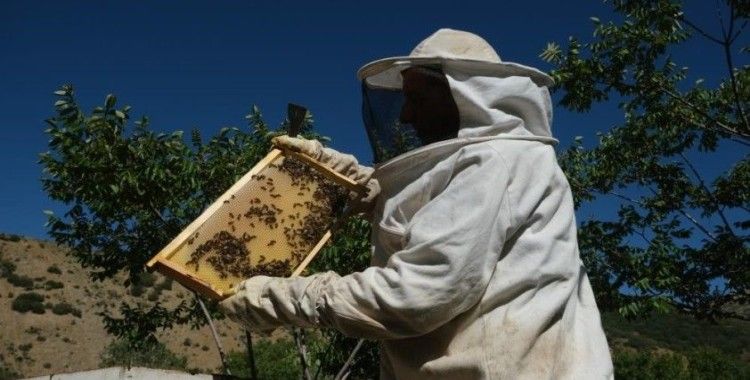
top-left (148, 149), bottom-right (358, 299)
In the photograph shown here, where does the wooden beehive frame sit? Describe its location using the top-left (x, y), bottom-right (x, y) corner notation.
top-left (146, 148), bottom-right (368, 300)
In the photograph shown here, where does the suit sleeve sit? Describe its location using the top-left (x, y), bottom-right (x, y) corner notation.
top-left (221, 148), bottom-right (513, 339)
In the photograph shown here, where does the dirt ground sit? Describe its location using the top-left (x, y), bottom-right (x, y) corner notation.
top-left (0, 235), bottom-right (255, 378)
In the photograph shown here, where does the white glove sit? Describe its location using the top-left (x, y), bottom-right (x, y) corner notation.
top-left (272, 135), bottom-right (379, 214)
top-left (220, 272), bottom-right (341, 332)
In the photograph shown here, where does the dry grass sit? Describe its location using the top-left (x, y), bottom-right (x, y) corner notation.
top-left (0, 235), bottom-right (249, 378)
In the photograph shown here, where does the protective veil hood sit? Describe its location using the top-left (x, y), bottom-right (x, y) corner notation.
top-left (360, 28), bottom-right (558, 172)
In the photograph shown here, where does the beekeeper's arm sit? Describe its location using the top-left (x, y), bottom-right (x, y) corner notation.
top-left (271, 135), bottom-right (379, 212)
top-left (221, 142), bottom-right (510, 339)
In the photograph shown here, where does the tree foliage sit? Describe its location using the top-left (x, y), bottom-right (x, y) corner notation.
top-left (541, 0), bottom-right (749, 320)
top-left (40, 85), bottom-right (298, 344)
top-left (39, 84), bottom-right (372, 374)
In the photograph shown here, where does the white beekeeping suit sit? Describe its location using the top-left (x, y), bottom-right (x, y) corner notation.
top-left (221, 28), bottom-right (614, 379)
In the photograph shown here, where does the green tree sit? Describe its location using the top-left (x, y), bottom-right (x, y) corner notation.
top-left (540, 0), bottom-right (749, 320)
top-left (39, 85), bottom-right (371, 375)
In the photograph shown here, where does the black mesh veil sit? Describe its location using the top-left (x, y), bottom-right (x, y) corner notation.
top-left (361, 82), bottom-right (421, 163)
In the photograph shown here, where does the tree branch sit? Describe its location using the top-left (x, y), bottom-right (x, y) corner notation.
top-left (293, 328), bottom-right (313, 380)
top-left (607, 190), bottom-right (719, 243)
top-left (334, 339), bottom-right (365, 380)
top-left (677, 152), bottom-right (736, 237)
top-left (651, 187), bottom-right (720, 243)
top-left (730, 20), bottom-right (748, 43)
top-left (721, 3), bottom-right (750, 130)
top-left (718, 0), bottom-right (729, 41)
top-left (195, 294), bottom-right (231, 375)
top-left (729, 137), bottom-right (750, 147)
top-left (676, 16), bottom-right (724, 44)
top-left (245, 330), bottom-right (258, 380)
top-left (658, 84), bottom-right (750, 141)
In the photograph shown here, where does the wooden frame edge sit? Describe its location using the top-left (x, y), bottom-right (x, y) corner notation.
top-left (151, 259), bottom-right (226, 300)
top-left (146, 149), bottom-right (284, 268)
top-left (290, 230), bottom-right (332, 277)
top-left (285, 150), bottom-right (369, 195)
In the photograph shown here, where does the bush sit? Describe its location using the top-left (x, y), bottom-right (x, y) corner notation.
top-left (0, 259), bottom-right (15, 278)
top-left (100, 339), bottom-right (187, 370)
top-left (138, 272), bottom-right (157, 287)
top-left (7, 273), bottom-right (33, 289)
top-left (46, 265), bottom-right (62, 275)
top-left (0, 364), bottom-right (18, 380)
top-left (153, 278), bottom-right (173, 294)
top-left (51, 302), bottom-right (81, 317)
top-left (684, 347), bottom-right (750, 379)
top-left (146, 290), bottom-right (160, 302)
top-left (0, 233), bottom-right (21, 242)
top-left (12, 292), bottom-right (45, 314)
top-left (226, 338), bottom-right (302, 380)
top-left (158, 278), bottom-right (173, 291)
top-left (44, 280), bottom-right (64, 290)
top-left (129, 284), bottom-right (145, 297)
top-left (612, 346), bottom-right (750, 379)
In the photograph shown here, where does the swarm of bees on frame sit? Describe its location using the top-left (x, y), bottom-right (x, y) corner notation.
top-left (184, 155), bottom-right (350, 281)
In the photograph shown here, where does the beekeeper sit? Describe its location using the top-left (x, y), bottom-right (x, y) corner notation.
top-left (221, 28), bottom-right (614, 379)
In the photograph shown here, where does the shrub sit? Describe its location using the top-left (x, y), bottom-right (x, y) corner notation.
top-left (44, 280), bottom-right (64, 290)
top-left (100, 339), bottom-right (187, 370)
top-left (7, 273), bottom-right (33, 289)
top-left (226, 338), bottom-right (302, 380)
top-left (0, 363), bottom-right (18, 380)
top-left (51, 302), bottom-right (81, 317)
top-left (146, 290), bottom-right (159, 302)
top-left (138, 272), bottom-right (157, 287)
top-left (612, 346), bottom-right (750, 379)
top-left (684, 347), bottom-right (750, 379)
top-left (18, 344), bottom-right (32, 353)
top-left (0, 259), bottom-right (15, 278)
top-left (46, 265), bottom-right (62, 275)
top-left (12, 292), bottom-right (45, 314)
top-left (158, 278), bottom-right (173, 291)
top-left (0, 233), bottom-right (21, 242)
top-left (129, 284), bottom-right (145, 297)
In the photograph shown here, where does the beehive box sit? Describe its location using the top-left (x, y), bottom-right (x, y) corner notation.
top-left (146, 148), bottom-right (367, 300)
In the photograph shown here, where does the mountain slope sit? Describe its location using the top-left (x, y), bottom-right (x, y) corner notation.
top-left (0, 234), bottom-right (247, 378)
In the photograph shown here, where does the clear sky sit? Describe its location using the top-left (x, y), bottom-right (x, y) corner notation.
top-left (1, 1), bottom-right (745, 238)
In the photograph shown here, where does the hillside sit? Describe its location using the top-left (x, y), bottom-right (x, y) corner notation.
top-left (1, 233), bottom-right (748, 379)
top-left (0, 233), bottom-right (249, 378)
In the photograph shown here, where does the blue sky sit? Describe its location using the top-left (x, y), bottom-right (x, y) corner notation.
top-left (0, 1), bottom-right (745, 238)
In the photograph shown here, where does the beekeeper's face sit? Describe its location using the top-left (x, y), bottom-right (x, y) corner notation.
top-left (399, 67), bottom-right (460, 145)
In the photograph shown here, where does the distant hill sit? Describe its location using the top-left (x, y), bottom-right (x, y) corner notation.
top-left (603, 311), bottom-right (750, 363)
top-left (0, 233), bottom-right (247, 378)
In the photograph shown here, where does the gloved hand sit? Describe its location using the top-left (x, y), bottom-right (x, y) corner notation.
top-left (272, 135), bottom-right (379, 214)
top-left (220, 271), bottom-right (341, 332)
